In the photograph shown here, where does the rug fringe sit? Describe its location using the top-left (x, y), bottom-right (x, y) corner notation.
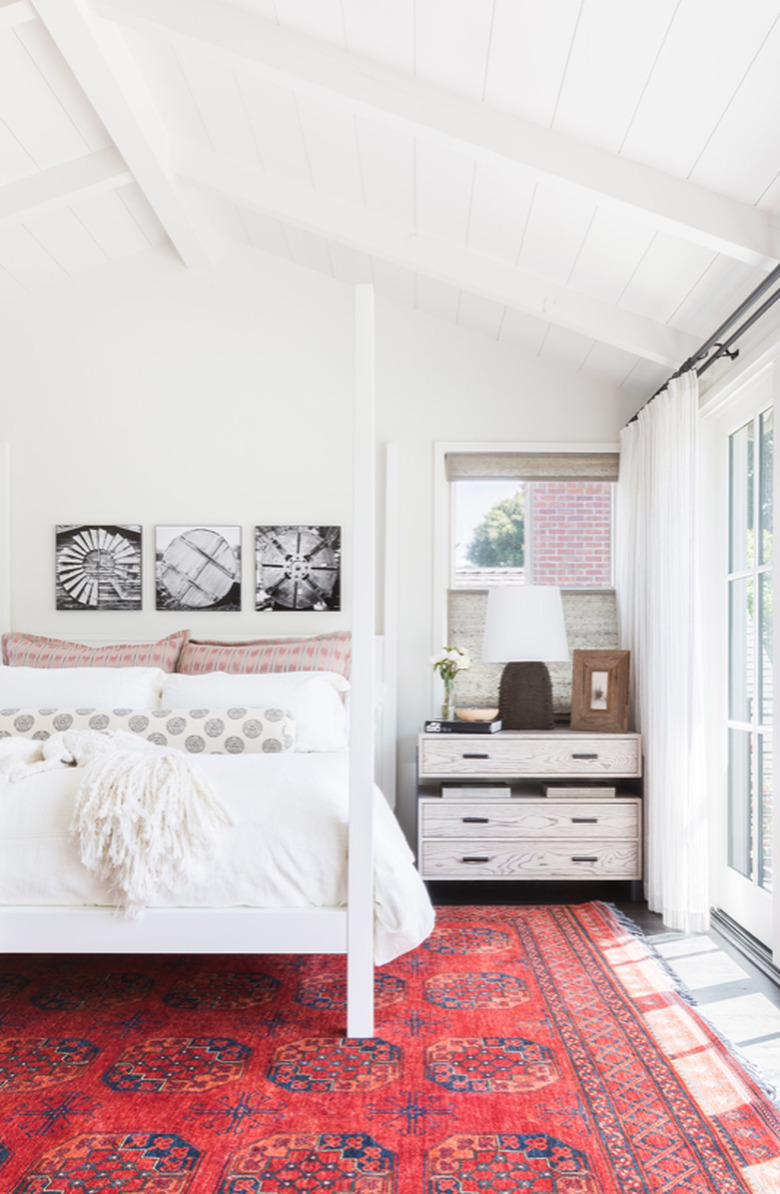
top-left (601, 900), bottom-right (780, 1111)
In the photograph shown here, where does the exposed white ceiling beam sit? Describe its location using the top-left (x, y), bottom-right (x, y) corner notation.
top-left (175, 140), bottom-right (699, 367)
top-left (0, 0), bottom-right (35, 31)
top-left (0, 147), bottom-right (131, 227)
top-left (100, 0), bottom-right (780, 270)
top-left (29, 0), bottom-right (211, 269)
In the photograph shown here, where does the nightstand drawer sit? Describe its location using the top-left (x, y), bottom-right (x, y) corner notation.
top-left (420, 839), bottom-right (640, 880)
top-left (420, 800), bottom-right (638, 839)
top-left (418, 734), bottom-right (641, 779)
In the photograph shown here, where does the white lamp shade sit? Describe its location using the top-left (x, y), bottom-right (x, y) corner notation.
top-left (482, 586), bottom-right (569, 663)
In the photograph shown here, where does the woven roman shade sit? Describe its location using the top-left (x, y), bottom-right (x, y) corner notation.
top-left (445, 451), bottom-right (619, 482)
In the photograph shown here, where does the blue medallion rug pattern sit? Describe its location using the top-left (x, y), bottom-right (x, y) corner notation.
top-left (1, 902), bottom-right (780, 1191)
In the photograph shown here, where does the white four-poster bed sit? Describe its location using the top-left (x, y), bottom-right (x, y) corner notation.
top-left (0, 287), bottom-right (429, 1038)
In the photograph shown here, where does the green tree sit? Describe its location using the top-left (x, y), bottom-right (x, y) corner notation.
top-left (466, 489), bottom-right (525, 568)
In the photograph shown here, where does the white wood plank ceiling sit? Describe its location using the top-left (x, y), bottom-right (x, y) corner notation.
top-left (2, 0), bottom-right (780, 400)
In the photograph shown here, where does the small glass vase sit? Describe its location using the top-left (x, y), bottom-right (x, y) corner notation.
top-left (441, 676), bottom-right (455, 721)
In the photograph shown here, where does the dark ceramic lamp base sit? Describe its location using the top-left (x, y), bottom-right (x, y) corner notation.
top-left (497, 661), bottom-right (555, 730)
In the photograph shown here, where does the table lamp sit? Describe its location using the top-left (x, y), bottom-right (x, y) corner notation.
top-left (482, 586), bottom-right (569, 730)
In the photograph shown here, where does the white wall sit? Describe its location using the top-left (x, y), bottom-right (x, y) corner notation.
top-left (374, 301), bottom-right (626, 835)
top-left (0, 241), bottom-right (627, 841)
top-left (0, 243), bottom-right (355, 638)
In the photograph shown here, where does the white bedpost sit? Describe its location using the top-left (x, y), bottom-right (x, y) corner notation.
top-left (347, 283), bottom-right (375, 1038)
top-left (380, 443), bottom-right (399, 806)
top-left (0, 444), bottom-right (9, 637)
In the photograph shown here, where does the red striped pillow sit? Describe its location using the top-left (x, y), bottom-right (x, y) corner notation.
top-left (2, 629), bottom-right (189, 672)
top-left (176, 631), bottom-right (352, 679)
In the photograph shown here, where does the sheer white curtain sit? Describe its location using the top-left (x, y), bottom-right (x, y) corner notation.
top-left (617, 372), bottom-right (709, 932)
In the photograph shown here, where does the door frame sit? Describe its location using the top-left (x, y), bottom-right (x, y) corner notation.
top-left (700, 363), bottom-right (779, 959)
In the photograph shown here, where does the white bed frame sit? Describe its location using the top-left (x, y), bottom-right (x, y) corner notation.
top-left (0, 287), bottom-right (386, 1038)
top-left (0, 636), bottom-right (389, 1036)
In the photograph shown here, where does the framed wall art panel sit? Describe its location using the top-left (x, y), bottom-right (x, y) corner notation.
top-left (255, 525), bottom-right (341, 611)
top-left (156, 526), bottom-right (241, 612)
top-left (56, 525), bottom-right (142, 611)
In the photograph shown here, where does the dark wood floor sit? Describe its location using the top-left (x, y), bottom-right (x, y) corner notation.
top-left (427, 878), bottom-right (653, 913)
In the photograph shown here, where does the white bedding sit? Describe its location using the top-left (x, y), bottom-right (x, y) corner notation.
top-left (0, 752), bottom-right (434, 965)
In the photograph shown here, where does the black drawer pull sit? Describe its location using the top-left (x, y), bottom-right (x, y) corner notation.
top-left (571, 817), bottom-right (598, 823)
top-left (462, 856), bottom-right (490, 863)
top-left (572, 752), bottom-right (598, 759)
top-left (462, 816), bottom-right (489, 823)
top-left (463, 752), bottom-right (489, 759)
top-left (572, 855), bottom-right (599, 863)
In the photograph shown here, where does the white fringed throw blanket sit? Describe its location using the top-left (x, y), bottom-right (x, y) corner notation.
top-left (73, 748), bottom-right (233, 917)
top-left (0, 730), bottom-right (232, 915)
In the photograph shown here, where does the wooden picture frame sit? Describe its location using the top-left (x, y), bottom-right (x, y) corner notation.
top-left (570, 649), bottom-right (630, 732)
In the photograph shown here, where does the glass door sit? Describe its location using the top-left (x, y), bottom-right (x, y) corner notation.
top-left (703, 375), bottom-right (775, 950)
top-left (727, 411), bottom-right (773, 924)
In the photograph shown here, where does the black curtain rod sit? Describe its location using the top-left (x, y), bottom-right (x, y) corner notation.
top-left (626, 261), bottom-right (780, 425)
top-left (697, 277), bottom-right (780, 376)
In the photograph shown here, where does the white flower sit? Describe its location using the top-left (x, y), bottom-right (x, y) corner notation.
top-left (431, 646), bottom-right (471, 677)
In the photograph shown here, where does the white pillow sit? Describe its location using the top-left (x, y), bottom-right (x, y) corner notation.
top-left (161, 670), bottom-right (349, 752)
top-left (0, 666), bottom-right (165, 710)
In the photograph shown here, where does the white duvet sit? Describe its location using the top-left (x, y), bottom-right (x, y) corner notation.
top-left (0, 752), bottom-right (435, 965)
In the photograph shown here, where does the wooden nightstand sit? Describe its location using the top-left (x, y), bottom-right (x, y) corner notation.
top-left (417, 729), bottom-right (642, 886)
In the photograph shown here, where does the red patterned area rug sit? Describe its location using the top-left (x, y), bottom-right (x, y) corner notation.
top-left (1, 902), bottom-right (780, 1192)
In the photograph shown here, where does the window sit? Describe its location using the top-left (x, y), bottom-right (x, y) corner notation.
top-left (438, 446), bottom-right (620, 714)
top-left (452, 477), bottom-right (613, 589)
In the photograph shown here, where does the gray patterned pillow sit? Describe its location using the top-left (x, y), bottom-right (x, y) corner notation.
top-left (0, 708), bottom-right (296, 755)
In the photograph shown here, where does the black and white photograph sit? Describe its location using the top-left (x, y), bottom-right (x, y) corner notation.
top-left (156, 525), bottom-right (241, 611)
top-left (590, 670), bottom-right (610, 710)
top-left (56, 525), bottom-right (142, 611)
top-left (255, 525), bottom-right (341, 611)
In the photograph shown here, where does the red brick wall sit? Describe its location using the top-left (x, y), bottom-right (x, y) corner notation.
top-left (531, 481), bottom-right (612, 586)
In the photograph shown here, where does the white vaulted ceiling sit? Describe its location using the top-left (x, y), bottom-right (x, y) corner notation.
top-left (2, 0), bottom-right (780, 401)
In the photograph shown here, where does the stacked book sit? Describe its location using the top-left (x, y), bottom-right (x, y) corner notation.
top-left (441, 784), bottom-right (511, 799)
top-left (424, 718), bottom-right (502, 734)
top-left (542, 785), bottom-right (616, 798)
